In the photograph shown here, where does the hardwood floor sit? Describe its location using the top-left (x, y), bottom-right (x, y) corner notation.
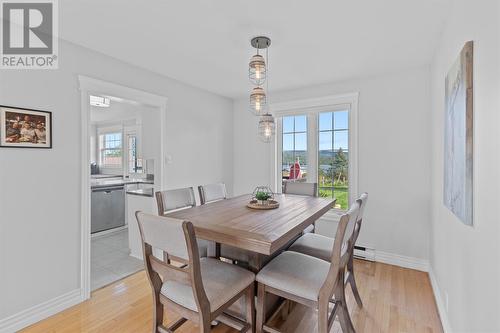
top-left (21, 260), bottom-right (443, 333)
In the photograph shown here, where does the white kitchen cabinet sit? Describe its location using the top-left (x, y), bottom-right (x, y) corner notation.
top-left (126, 193), bottom-right (156, 259)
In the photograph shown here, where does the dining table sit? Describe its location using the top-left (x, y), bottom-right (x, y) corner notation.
top-left (166, 193), bottom-right (335, 273)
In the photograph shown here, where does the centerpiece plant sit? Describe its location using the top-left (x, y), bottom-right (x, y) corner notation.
top-left (255, 191), bottom-right (271, 204)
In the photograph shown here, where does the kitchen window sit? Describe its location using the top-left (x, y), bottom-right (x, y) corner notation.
top-left (99, 132), bottom-right (122, 168)
top-left (127, 134), bottom-right (141, 174)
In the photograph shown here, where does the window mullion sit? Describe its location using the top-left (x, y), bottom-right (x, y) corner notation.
top-left (307, 113), bottom-right (317, 184)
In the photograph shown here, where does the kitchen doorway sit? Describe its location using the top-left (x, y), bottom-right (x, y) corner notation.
top-left (79, 76), bottom-right (168, 300)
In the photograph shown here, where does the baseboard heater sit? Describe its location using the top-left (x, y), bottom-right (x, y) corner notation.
top-left (353, 245), bottom-right (375, 261)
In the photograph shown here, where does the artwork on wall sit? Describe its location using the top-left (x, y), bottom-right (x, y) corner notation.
top-left (0, 105), bottom-right (52, 148)
top-left (444, 41), bottom-right (473, 225)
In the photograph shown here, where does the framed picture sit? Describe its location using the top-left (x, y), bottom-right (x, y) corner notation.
top-left (444, 41), bottom-right (473, 225)
top-left (0, 105), bottom-right (52, 148)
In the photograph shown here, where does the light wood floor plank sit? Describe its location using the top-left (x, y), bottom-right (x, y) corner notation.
top-left (21, 260), bottom-right (443, 333)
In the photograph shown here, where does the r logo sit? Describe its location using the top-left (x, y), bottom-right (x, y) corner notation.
top-left (2, 2), bottom-right (53, 54)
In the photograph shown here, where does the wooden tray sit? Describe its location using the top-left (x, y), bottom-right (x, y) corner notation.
top-left (247, 199), bottom-right (280, 210)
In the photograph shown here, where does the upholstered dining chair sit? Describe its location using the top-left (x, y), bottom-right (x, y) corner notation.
top-left (288, 192), bottom-right (368, 307)
top-left (283, 181), bottom-right (318, 197)
top-left (283, 181), bottom-right (318, 233)
top-left (255, 202), bottom-right (361, 333)
top-left (155, 187), bottom-right (210, 258)
top-left (198, 183), bottom-right (227, 205)
top-left (198, 183), bottom-right (249, 264)
top-left (136, 212), bottom-right (255, 333)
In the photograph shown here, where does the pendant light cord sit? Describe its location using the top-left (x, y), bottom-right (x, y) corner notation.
top-left (266, 45), bottom-right (270, 114)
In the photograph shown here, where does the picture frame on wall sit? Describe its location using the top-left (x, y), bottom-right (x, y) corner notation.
top-left (0, 105), bottom-right (53, 148)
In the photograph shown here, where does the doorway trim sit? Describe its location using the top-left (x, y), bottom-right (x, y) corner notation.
top-left (78, 75), bottom-right (168, 300)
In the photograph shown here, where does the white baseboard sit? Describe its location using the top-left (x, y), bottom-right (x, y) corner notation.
top-left (0, 289), bottom-right (83, 333)
top-left (91, 225), bottom-right (128, 239)
top-left (429, 268), bottom-right (452, 333)
top-left (374, 250), bottom-right (430, 272)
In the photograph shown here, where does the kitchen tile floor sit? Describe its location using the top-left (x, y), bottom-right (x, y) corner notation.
top-left (91, 229), bottom-right (144, 291)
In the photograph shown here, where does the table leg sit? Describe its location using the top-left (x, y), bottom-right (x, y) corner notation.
top-left (215, 242), bottom-right (221, 259)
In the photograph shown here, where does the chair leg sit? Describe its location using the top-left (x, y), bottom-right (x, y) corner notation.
top-left (152, 293), bottom-right (164, 333)
top-left (317, 301), bottom-right (329, 333)
top-left (347, 255), bottom-right (363, 308)
top-left (199, 318), bottom-right (212, 333)
top-left (246, 286), bottom-right (255, 333)
top-left (339, 272), bottom-right (356, 333)
top-left (337, 305), bottom-right (352, 333)
top-left (256, 283), bottom-right (266, 333)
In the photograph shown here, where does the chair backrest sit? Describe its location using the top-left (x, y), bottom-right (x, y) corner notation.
top-left (136, 212), bottom-right (190, 260)
top-left (198, 183), bottom-right (227, 205)
top-left (353, 192), bottom-right (368, 244)
top-left (318, 201), bottom-right (360, 301)
top-left (155, 187), bottom-right (196, 215)
top-left (135, 211), bottom-right (210, 314)
top-left (283, 182), bottom-right (318, 197)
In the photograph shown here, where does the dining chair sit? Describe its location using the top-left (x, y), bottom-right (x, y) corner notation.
top-left (288, 192), bottom-right (368, 307)
top-left (255, 202), bottom-right (361, 333)
top-left (155, 187), bottom-right (211, 258)
top-left (344, 193), bottom-right (368, 307)
top-left (283, 181), bottom-right (318, 197)
top-left (283, 181), bottom-right (318, 233)
top-left (198, 183), bottom-right (227, 205)
top-left (198, 183), bottom-right (249, 264)
top-left (136, 212), bottom-right (255, 333)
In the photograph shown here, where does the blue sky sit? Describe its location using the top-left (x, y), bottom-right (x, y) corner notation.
top-left (283, 111), bottom-right (349, 151)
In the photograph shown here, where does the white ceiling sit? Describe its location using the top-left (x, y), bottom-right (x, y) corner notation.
top-left (60, 0), bottom-right (451, 98)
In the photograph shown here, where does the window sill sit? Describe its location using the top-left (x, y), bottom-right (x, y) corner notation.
top-left (99, 165), bottom-right (123, 169)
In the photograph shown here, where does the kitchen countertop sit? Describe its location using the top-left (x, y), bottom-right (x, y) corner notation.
top-left (91, 178), bottom-right (154, 189)
top-left (90, 174), bottom-right (122, 179)
top-left (126, 188), bottom-right (154, 197)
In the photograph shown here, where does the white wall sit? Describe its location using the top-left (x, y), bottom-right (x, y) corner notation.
top-left (90, 103), bottom-right (140, 124)
top-left (0, 39), bottom-right (233, 322)
top-left (234, 66), bottom-right (432, 261)
top-left (429, 0), bottom-right (500, 331)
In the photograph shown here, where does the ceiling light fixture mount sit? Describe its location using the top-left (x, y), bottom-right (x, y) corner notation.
top-left (250, 36), bottom-right (271, 49)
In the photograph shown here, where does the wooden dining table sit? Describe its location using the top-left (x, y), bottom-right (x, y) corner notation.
top-left (166, 193), bottom-right (335, 273)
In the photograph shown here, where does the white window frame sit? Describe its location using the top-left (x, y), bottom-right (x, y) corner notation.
top-left (123, 124), bottom-right (142, 176)
top-left (270, 93), bottom-right (359, 207)
top-left (97, 125), bottom-right (123, 170)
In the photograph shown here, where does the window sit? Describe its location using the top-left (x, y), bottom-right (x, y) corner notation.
top-left (99, 132), bottom-right (122, 168)
top-left (127, 135), bottom-right (142, 174)
top-left (275, 94), bottom-right (357, 211)
top-left (318, 111), bottom-right (349, 209)
top-left (282, 115), bottom-right (308, 183)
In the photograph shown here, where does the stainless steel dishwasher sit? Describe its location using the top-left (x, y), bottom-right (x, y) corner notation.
top-left (91, 185), bottom-right (125, 233)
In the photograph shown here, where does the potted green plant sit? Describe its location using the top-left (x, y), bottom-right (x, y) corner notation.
top-left (255, 191), bottom-right (271, 205)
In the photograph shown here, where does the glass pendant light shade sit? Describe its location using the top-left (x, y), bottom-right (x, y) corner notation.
top-left (249, 54), bottom-right (267, 86)
top-left (249, 86), bottom-right (267, 115)
top-left (258, 114), bottom-right (275, 143)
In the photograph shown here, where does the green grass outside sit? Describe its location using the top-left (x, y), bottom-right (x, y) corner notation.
top-left (319, 184), bottom-right (348, 209)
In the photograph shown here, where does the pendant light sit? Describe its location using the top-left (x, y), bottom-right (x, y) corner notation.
top-left (248, 37), bottom-right (270, 86)
top-left (249, 54), bottom-right (266, 86)
top-left (248, 36), bottom-right (275, 143)
top-left (258, 114), bottom-right (275, 143)
top-left (249, 86), bottom-right (267, 115)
